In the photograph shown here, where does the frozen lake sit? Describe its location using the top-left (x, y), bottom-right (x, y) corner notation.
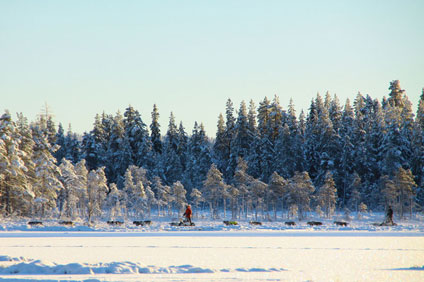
top-left (0, 231), bottom-right (423, 281)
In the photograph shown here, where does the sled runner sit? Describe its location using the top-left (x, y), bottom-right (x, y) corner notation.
top-left (170, 219), bottom-right (195, 227)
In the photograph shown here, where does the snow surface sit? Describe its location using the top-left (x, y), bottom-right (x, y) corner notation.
top-left (0, 214), bottom-right (423, 281)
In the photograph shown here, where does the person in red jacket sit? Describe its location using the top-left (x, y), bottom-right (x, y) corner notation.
top-left (183, 205), bottom-right (192, 224)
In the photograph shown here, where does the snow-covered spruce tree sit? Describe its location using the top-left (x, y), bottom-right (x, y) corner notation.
top-left (268, 171), bottom-right (288, 220)
top-left (268, 96), bottom-right (285, 180)
top-left (54, 123), bottom-right (66, 164)
top-left (123, 167), bottom-right (147, 219)
top-left (64, 125), bottom-right (81, 164)
top-left (58, 159), bottom-right (80, 219)
top-left (222, 99), bottom-right (236, 181)
top-left (123, 105), bottom-right (152, 169)
top-left (393, 167), bottom-right (417, 218)
top-left (150, 104), bottom-right (162, 155)
top-left (410, 121), bottom-right (424, 207)
top-left (314, 94), bottom-right (338, 187)
top-left (202, 163), bottom-right (227, 219)
top-left (81, 114), bottom-right (105, 171)
top-left (352, 93), bottom-right (368, 182)
top-left (106, 183), bottom-right (122, 221)
top-left (185, 122), bottom-right (212, 193)
top-left (256, 97), bottom-right (274, 182)
top-left (0, 112), bottom-right (34, 216)
top-left (212, 113), bottom-right (227, 178)
top-left (161, 112), bottom-right (183, 185)
top-left (339, 99), bottom-right (355, 206)
top-left (177, 122), bottom-right (188, 176)
top-left (172, 181), bottom-right (187, 215)
top-left (106, 111), bottom-right (132, 187)
top-left (15, 113), bottom-right (37, 211)
top-left (286, 171), bottom-right (315, 220)
top-left (86, 167), bottom-right (108, 223)
top-left (31, 123), bottom-right (63, 218)
top-left (363, 98), bottom-right (385, 195)
top-left (304, 98), bottom-right (320, 182)
top-left (274, 99), bottom-right (302, 179)
top-left (229, 101), bottom-right (253, 180)
top-left (316, 171), bottom-right (337, 218)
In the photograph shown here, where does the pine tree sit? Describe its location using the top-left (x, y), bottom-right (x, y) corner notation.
top-left (58, 159), bottom-right (80, 219)
top-left (74, 159), bottom-right (89, 218)
top-left (379, 175), bottom-right (397, 209)
top-left (123, 166), bottom-right (147, 219)
top-left (172, 181), bottom-right (187, 214)
top-left (393, 167), bottom-right (417, 218)
top-left (152, 176), bottom-right (171, 216)
top-left (202, 164), bottom-right (226, 219)
top-left (286, 171), bottom-right (315, 220)
top-left (316, 171), bottom-right (337, 218)
top-left (31, 123), bottom-right (63, 218)
top-left (268, 171), bottom-right (287, 219)
top-left (233, 157), bottom-right (254, 218)
top-left (190, 188), bottom-right (203, 218)
top-left (249, 178), bottom-right (268, 220)
top-left (0, 112), bottom-right (34, 216)
top-left (87, 167), bottom-right (108, 223)
top-left (388, 80), bottom-right (406, 108)
top-left (106, 183), bottom-right (122, 221)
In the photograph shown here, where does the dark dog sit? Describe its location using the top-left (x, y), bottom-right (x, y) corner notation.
top-left (223, 221), bottom-right (238, 226)
top-left (107, 220), bottom-right (124, 226)
top-left (285, 221), bottom-right (296, 226)
top-left (249, 221), bottom-right (262, 226)
top-left (59, 221), bottom-right (74, 226)
top-left (334, 221), bottom-right (348, 227)
top-left (28, 221), bottom-right (43, 226)
top-left (307, 221), bottom-right (323, 226)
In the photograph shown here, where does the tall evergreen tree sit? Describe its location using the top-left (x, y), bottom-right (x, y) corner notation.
top-left (0, 112), bottom-right (34, 216)
top-left (150, 104), bottom-right (162, 155)
top-left (123, 105), bottom-right (152, 169)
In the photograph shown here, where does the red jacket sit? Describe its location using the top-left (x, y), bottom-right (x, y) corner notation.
top-left (184, 206), bottom-right (192, 218)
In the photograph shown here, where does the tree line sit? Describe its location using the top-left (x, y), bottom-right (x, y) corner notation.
top-left (0, 80), bottom-right (423, 221)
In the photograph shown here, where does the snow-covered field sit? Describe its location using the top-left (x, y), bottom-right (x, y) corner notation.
top-left (1, 214), bottom-right (423, 281)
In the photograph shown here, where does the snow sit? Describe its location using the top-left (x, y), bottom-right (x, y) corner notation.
top-left (0, 215), bottom-right (423, 281)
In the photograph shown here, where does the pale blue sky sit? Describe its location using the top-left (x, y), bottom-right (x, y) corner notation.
top-left (1, 0), bottom-right (423, 136)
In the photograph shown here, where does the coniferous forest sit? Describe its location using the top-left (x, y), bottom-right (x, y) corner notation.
top-left (1, 80), bottom-right (423, 221)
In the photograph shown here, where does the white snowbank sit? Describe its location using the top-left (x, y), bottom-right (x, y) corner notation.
top-left (0, 256), bottom-right (286, 275)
